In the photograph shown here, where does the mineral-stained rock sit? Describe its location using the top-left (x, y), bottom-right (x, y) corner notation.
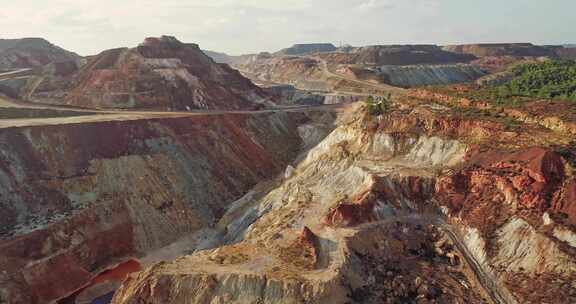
top-left (110, 101), bottom-right (576, 304)
top-left (0, 111), bottom-right (301, 304)
top-left (26, 36), bottom-right (270, 110)
top-left (436, 147), bottom-right (568, 215)
top-left (552, 178), bottom-right (576, 224)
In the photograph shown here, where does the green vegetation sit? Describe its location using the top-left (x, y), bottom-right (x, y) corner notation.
top-left (428, 60), bottom-right (576, 107)
top-left (365, 94), bottom-right (392, 116)
top-left (493, 60), bottom-right (576, 103)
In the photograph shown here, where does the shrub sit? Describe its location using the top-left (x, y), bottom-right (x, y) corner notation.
top-left (365, 93), bottom-right (392, 116)
top-left (492, 60), bottom-right (576, 103)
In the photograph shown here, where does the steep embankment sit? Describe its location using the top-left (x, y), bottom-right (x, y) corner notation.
top-left (111, 99), bottom-right (576, 304)
top-left (0, 111), bottom-right (303, 304)
top-left (349, 64), bottom-right (486, 87)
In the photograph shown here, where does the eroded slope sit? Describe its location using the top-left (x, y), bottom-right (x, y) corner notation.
top-left (20, 36), bottom-right (270, 111)
top-left (111, 95), bottom-right (576, 304)
top-left (0, 111), bottom-right (303, 304)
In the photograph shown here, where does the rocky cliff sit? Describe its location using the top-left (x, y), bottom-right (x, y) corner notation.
top-left (0, 111), bottom-right (303, 304)
top-left (0, 38), bottom-right (80, 69)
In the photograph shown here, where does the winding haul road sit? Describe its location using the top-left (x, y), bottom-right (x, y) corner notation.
top-left (436, 219), bottom-right (517, 304)
top-left (313, 56), bottom-right (405, 96)
top-left (362, 215), bottom-right (515, 304)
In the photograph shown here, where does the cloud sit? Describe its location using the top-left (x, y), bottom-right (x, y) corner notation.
top-left (357, 0), bottom-right (395, 11)
top-left (0, 0), bottom-right (572, 56)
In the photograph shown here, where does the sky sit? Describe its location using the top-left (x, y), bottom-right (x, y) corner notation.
top-left (0, 0), bottom-right (574, 56)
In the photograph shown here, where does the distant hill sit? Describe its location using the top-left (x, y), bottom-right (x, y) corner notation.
top-left (203, 50), bottom-right (266, 66)
top-left (554, 47), bottom-right (576, 60)
top-left (275, 43), bottom-right (337, 56)
top-left (0, 38), bottom-right (80, 69)
top-left (202, 50), bottom-right (236, 64)
top-left (318, 45), bottom-right (475, 66)
top-left (29, 36), bottom-right (269, 111)
top-left (442, 43), bottom-right (557, 58)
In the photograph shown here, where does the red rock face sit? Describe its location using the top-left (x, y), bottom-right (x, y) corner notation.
top-left (0, 204), bottom-right (136, 304)
top-left (323, 189), bottom-right (380, 228)
top-left (299, 226), bottom-right (317, 245)
top-left (436, 147), bottom-right (572, 219)
top-left (324, 176), bottom-right (435, 228)
top-left (298, 226), bottom-right (319, 267)
top-left (324, 200), bottom-right (376, 228)
top-left (39, 36), bottom-right (268, 110)
top-left (552, 179), bottom-right (576, 224)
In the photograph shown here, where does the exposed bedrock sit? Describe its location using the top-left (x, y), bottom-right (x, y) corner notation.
top-left (0, 112), bottom-right (303, 304)
top-left (112, 102), bottom-right (576, 304)
top-left (436, 147), bottom-right (576, 303)
top-left (111, 105), bottom-right (503, 304)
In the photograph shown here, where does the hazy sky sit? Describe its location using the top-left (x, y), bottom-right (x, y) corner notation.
top-left (0, 0), bottom-right (573, 56)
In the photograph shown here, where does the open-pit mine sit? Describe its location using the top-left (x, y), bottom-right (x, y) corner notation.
top-left (0, 36), bottom-right (575, 304)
